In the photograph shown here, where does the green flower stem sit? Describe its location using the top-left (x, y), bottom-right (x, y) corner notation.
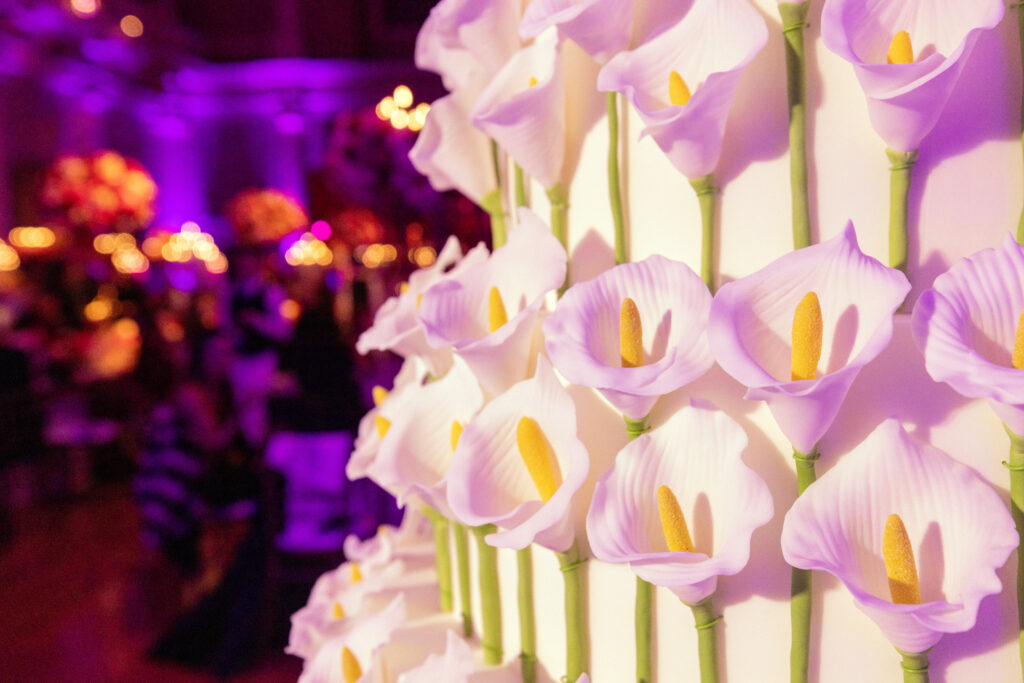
top-left (556, 539), bottom-right (589, 682)
top-left (488, 139), bottom-right (508, 248)
top-left (886, 148), bottom-right (918, 280)
top-left (517, 546), bottom-right (537, 683)
top-left (1018, 3), bottom-right (1024, 245)
top-left (689, 174), bottom-right (718, 293)
top-left (897, 648), bottom-right (930, 683)
top-left (423, 507), bottom-right (453, 613)
top-left (453, 522), bottom-right (473, 637)
top-left (547, 184), bottom-right (570, 296)
top-left (686, 596), bottom-right (722, 683)
top-left (635, 577), bottom-right (653, 683)
top-left (472, 525), bottom-right (504, 665)
top-left (515, 163), bottom-right (529, 209)
top-left (624, 415), bottom-right (651, 442)
top-left (607, 92), bottom-right (628, 264)
top-left (624, 413), bottom-right (653, 682)
top-left (779, 1), bottom-right (812, 250)
top-left (1005, 425), bottom-right (1024, 680)
top-left (481, 189), bottom-right (508, 250)
top-left (790, 445), bottom-right (820, 683)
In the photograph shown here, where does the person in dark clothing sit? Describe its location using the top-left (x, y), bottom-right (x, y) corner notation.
top-left (276, 280), bottom-right (364, 434)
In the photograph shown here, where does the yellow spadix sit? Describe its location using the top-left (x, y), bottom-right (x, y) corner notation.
top-left (489, 286), bottom-right (508, 333)
top-left (669, 71), bottom-right (691, 107)
top-left (451, 421), bottom-right (463, 452)
top-left (887, 31), bottom-right (913, 65)
top-left (341, 647), bottom-right (362, 683)
top-left (516, 417), bottom-right (562, 502)
top-left (657, 484), bottom-right (695, 553)
top-left (620, 297), bottom-right (643, 368)
top-left (375, 416), bottom-right (391, 439)
top-left (1012, 311), bottom-right (1024, 369)
top-left (883, 513), bottom-right (921, 605)
top-left (791, 292), bottom-right (822, 381)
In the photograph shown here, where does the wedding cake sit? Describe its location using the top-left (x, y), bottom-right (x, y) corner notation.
top-left (291, 0), bottom-right (1024, 681)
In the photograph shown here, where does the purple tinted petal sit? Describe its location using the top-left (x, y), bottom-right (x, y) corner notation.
top-left (544, 254), bottom-right (713, 418)
top-left (781, 420), bottom-right (1016, 653)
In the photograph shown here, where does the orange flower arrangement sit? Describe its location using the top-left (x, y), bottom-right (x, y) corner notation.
top-left (226, 188), bottom-right (309, 245)
top-left (42, 150), bottom-right (157, 234)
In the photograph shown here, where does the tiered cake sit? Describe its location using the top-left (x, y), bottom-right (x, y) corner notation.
top-left (292, 0), bottom-right (1024, 681)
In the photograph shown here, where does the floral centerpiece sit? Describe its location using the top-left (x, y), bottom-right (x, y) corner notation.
top-left (225, 188), bottom-right (309, 245)
top-left (41, 150), bottom-right (157, 237)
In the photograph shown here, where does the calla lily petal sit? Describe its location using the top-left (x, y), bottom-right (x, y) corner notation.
top-left (297, 593), bottom-right (407, 683)
top-left (409, 83), bottom-right (498, 206)
top-left (370, 359), bottom-right (485, 517)
top-left (520, 0), bottom-right (695, 65)
top-left (347, 357), bottom-right (428, 481)
top-left (419, 209), bottom-right (567, 396)
top-left (597, 0), bottom-right (768, 179)
top-left (398, 630), bottom-right (475, 683)
top-left (346, 512), bottom-right (435, 567)
top-left (912, 234), bottom-right (1024, 434)
top-left (288, 560), bottom-right (407, 661)
top-left (587, 400), bottom-right (773, 604)
top-left (543, 254), bottom-right (713, 419)
top-left (446, 356), bottom-right (590, 552)
top-left (415, 0), bottom-right (524, 91)
top-left (357, 236), bottom-right (489, 376)
top-left (820, 0), bottom-right (1004, 152)
top-left (519, 0), bottom-right (633, 64)
top-left (708, 221), bottom-right (910, 453)
top-left (471, 29), bottom-right (563, 190)
top-left (781, 419), bottom-right (1016, 653)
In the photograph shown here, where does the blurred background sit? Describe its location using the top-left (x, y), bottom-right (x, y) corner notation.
top-left (0, 1), bottom-right (491, 680)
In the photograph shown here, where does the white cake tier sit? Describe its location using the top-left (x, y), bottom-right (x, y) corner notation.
top-left (356, 1), bottom-right (1024, 681)
top-left (455, 0), bottom-right (1021, 679)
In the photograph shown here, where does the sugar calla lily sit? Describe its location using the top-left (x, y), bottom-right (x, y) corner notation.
top-left (357, 236), bottom-right (489, 377)
top-left (820, 0), bottom-right (1004, 153)
top-left (288, 560), bottom-right (407, 661)
top-left (708, 221), bottom-right (910, 453)
top-left (519, 0), bottom-right (688, 65)
top-left (911, 234), bottom-right (1024, 433)
top-left (409, 81), bottom-right (500, 207)
top-left (781, 419), bottom-right (1016, 654)
top-left (398, 630), bottom-right (475, 683)
top-left (586, 400), bottom-right (773, 604)
top-left (596, 0), bottom-right (768, 179)
top-left (345, 512), bottom-right (435, 567)
top-left (415, 0), bottom-right (524, 92)
top-left (342, 530), bottom-right (397, 568)
top-left (297, 593), bottom-right (407, 683)
top-left (419, 209), bottom-right (567, 396)
top-left (542, 254), bottom-right (713, 420)
top-left (471, 29), bottom-right (602, 192)
top-left (370, 359), bottom-right (485, 517)
top-left (347, 357), bottom-right (427, 481)
top-left (446, 355), bottom-right (589, 552)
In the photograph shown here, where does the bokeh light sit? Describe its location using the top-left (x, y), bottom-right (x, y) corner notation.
top-left (70, 0), bottom-right (99, 18)
top-left (393, 85), bottom-right (413, 109)
top-left (120, 15), bottom-right (144, 38)
top-left (310, 220), bottom-right (331, 241)
top-left (279, 299), bottom-right (302, 321)
top-left (9, 227), bottom-right (57, 249)
top-left (0, 241), bottom-right (20, 272)
top-left (284, 232), bottom-right (333, 267)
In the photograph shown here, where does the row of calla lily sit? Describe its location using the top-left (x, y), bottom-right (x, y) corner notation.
top-left (287, 209), bottom-right (1024, 682)
top-left (409, 0), bottom-right (1006, 252)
